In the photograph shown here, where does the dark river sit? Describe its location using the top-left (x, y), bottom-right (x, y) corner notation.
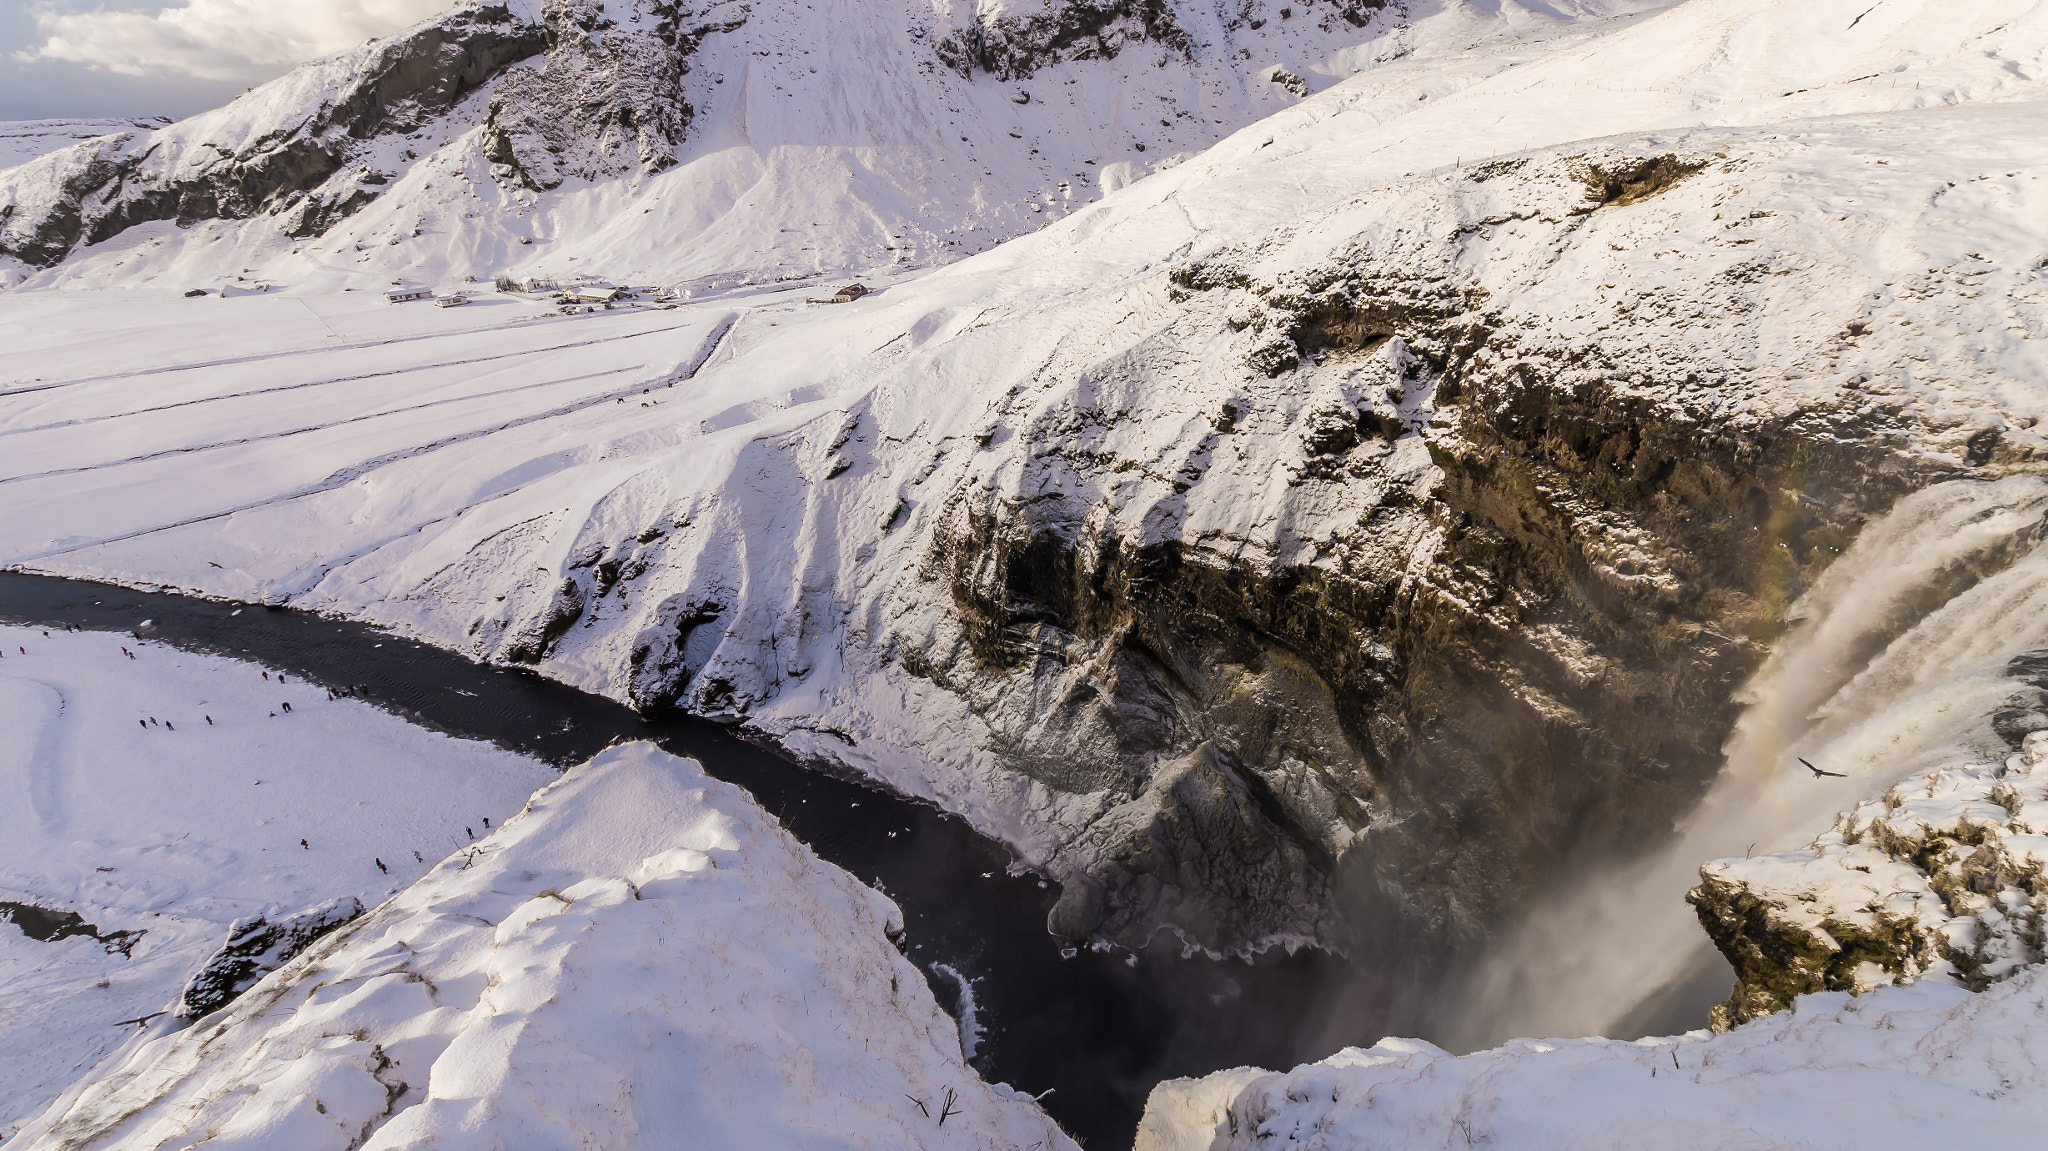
top-left (0, 571), bottom-right (1388, 1149)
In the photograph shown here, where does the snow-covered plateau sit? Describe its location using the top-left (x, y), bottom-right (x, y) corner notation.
top-left (6, 0), bottom-right (2048, 1143)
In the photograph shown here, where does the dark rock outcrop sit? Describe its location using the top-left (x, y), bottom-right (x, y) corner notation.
top-left (934, 0), bottom-right (1194, 80)
top-left (174, 897), bottom-right (364, 1020)
top-left (481, 0), bottom-right (745, 191)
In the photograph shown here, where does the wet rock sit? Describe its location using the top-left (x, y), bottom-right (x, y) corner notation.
top-left (174, 896), bottom-right (363, 1020)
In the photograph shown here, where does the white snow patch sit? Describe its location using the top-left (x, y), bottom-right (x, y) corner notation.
top-left (1135, 969), bottom-right (2048, 1150)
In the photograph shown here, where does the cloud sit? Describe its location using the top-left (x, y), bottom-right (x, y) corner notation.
top-left (20, 0), bottom-right (460, 82)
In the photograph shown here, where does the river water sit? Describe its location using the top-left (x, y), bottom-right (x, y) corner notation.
top-left (0, 571), bottom-right (1383, 1149)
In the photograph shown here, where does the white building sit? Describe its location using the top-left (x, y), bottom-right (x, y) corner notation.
top-left (385, 287), bottom-right (430, 303)
top-left (433, 294), bottom-right (470, 308)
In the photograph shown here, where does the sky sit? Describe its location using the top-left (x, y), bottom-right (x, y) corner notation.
top-left (1, 0), bottom-right (455, 121)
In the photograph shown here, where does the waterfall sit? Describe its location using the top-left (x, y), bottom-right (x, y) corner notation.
top-left (1442, 475), bottom-right (2048, 1049)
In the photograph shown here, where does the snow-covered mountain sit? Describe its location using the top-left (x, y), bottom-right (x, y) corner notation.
top-left (5, 0), bottom-right (2048, 1061)
top-left (0, 0), bottom-right (1645, 292)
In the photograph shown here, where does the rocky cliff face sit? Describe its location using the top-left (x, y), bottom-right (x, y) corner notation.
top-left (481, 0), bottom-right (744, 191)
top-left (450, 133), bottom-right (2012, 964)
top-left (933, 0), bottom-right (1389, 80)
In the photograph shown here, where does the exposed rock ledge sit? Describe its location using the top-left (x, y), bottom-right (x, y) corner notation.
top-left (1691, 718), bottom-right (2048, 1030)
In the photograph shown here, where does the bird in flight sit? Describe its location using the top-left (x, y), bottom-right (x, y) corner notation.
top-left (1799, 757), bottom-right (1844, 778)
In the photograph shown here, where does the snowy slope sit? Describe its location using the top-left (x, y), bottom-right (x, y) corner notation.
top-left (0, 623), bottom-right (552, 1141)
top-left (11, 742), bottom-right (1077, 1151)
top-left (5, 0), bottom-right (2048, 968)
top-left (0, 120), bottom-right (170, 172)
top-left (0, 0), bottom-right (1635, 293)
top-left (1132, 967), bottom-right (2048, 1151)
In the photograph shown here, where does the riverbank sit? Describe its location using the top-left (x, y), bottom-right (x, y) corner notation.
top-left (0, 572), bottom-right (1375, 1148)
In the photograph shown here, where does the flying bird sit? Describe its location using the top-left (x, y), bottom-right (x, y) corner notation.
top-left (1799, 757), bottom-right (1844, 778)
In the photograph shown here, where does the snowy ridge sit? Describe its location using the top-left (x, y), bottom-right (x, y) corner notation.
top-left (0, 120), bottom-right (171, 172)
top-left (0, 0), bottom-right (1597, 292)
top-left (1132, 967), bottom-right (2048, 1150)
top-left (12, 743), bottom-right (1077, 1151)
top-left (0, 624), bottom-right (551, 1140)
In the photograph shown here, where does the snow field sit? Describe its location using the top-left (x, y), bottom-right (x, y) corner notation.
top-left (1135, 967), bottom-right (2048, 1150)
top-left (11, 743), bottom-right (1079, 1151)
top-left (0, 622), bottom-right (553, 1139)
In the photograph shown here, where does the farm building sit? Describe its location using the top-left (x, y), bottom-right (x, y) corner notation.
top-left (385, 287), bottom-right (430, 303)
top-left (433, 294), bottom-right (470, 308)
top-left (831, 283), bottom-right (869, 302)
top-left (565, 285), bottom-right (624, 304)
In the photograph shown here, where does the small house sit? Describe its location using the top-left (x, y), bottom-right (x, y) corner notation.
top-left (831, 283), bottom-right (870, 303)
top-left (565, 284), bottom-right (623, 304)
top-left (433, 294), bottom-right (470, 308)
top-left (385, 287), bottom-right (431, 303)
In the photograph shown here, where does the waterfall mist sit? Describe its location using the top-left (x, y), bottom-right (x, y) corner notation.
top-left (1442, 475), bottom-right (2048, 1049)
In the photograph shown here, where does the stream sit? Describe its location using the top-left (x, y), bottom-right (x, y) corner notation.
top-left (0, 571), bottom-right (1385, 1149)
